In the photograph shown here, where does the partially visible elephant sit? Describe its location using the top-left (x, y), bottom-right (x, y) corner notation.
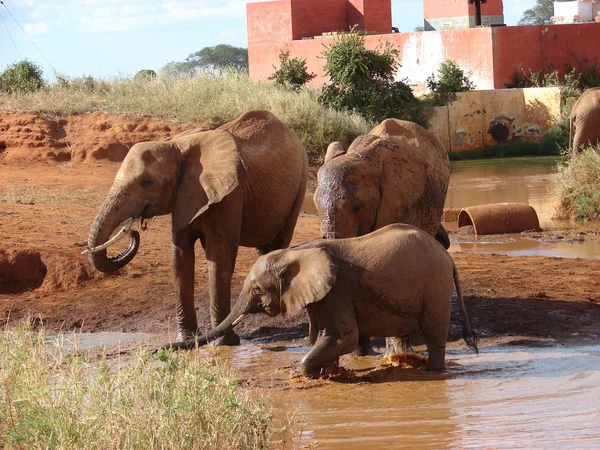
top-left (85, 110), bottom-right (308, 345)
top-left (313, 119), bottom-right (451, 354)
top-left (163, 224), bottom-right (478, 378)
top-left (570, 87), bottom-right (600, 155)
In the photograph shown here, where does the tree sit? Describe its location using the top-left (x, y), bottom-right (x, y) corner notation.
top-left (414, 26), bottom-right (425, 32)
top-left (134, 69), bottom-right (157, 81)
top-left (268, 51), bottom-right (315, 90)
top-left (0, 59), bottom-right (45, 93)
top-left (186, 44), bottom-right (248, 73)
top-left (319, 28), bottom-right (424, 125)
top-left (159, 61), bottom-right (196, 78)
top-left (518, 0), bottom-right (553, 25)
top-left (427, 60), bottom-right (475, 104)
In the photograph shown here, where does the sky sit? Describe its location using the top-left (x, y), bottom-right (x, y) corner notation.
top-left (0, 0), bottom-right (535, 80)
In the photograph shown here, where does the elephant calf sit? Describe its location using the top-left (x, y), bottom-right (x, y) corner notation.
top-left (165, 224), bottom-right (478, 378)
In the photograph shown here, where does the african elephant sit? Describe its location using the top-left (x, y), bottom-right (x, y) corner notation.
top-left (570, 87), bottom-right (600, 155)
top-left (164, 224), bottom-right (478, 378)
top-left (313, 119), bottom-right (451, 354)
top-left (85, 110), bottom-right (308, 345)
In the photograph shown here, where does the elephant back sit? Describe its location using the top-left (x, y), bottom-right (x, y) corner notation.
top-left (370, 119), bottom-right (450, 236)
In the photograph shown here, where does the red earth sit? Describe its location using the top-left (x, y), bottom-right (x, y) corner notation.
top-left (1, 112), bottom-right (599, 347)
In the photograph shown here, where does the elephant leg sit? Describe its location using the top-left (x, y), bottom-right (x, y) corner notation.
top-left (172, 231), bottom-right (198, 341)
top-left (385, 336), bottom-right (414, 355)
top-left (307, 307), bottom-right (319, 346)
top-left (419, 310), bottom-right (449, 372)
top-left (203, 200), bottom-right (243, 346)
top-left (300, 304), bottom-right (358, 378)
top-left (257, 179), bottom-right (306, 255)
top-left (353, 335), bottom-right (376, 356)
top-left (299, 328), bottom-right (358, 378)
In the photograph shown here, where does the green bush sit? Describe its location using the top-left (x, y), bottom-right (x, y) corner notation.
top-left (319, 29), bottom-right (425, 125)
top-left (269, 51), bottom-right (315, 91)
top-left (134, 69), bottom-right (157, 81)
top-left (0, 60), bottom-right (45, 94)
top-left (426, 60), bottom-right (475, 105)
top-left (554, 147), bottom-right (600, 220)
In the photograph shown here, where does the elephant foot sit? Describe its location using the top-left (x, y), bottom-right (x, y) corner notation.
top-left (210, 330), bottom-right (241, 347)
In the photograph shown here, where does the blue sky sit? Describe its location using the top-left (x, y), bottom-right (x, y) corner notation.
top-left (0, 0), bottom-right (533, 80)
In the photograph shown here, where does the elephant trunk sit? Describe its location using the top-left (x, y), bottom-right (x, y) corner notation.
top-left (160, 294), bottom-right (253, 351)
top-left (87, 192), bottom-right (141, 273)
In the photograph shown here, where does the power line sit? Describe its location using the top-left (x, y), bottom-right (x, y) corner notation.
top-left (0, 0), bottom-right (57, 74)
top-left (0, 10), bottom-right (21, 59)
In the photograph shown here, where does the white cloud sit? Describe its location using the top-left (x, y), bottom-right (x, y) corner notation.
top-left (23, 20), bottom-right (49, 36)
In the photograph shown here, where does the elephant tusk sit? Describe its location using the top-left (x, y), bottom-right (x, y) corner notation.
top-left (141, 217), bottom-right (148, 231)
top-left (82, 217), bottom-right (135, 254)
top-left (231, 314), bottom-right (246, 327)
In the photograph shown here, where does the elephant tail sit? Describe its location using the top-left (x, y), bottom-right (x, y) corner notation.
top-left (452, 262), bottom-right (478, 354)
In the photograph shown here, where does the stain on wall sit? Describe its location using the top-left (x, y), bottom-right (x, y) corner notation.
top-left (427, 87), bottom-right (561, 152)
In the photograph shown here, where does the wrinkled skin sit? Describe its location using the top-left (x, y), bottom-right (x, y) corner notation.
top-left (570, 87), bottom-right (600, 155)
top-left (314, 119), bottom-right (451, 355)
top-left (87, 110), bottom-right (308, 345)
top-left (165, 224), bottom-right (478, 378)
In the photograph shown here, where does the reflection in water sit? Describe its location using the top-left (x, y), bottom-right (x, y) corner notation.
top-left (217, 341), bottom-right (600, 449)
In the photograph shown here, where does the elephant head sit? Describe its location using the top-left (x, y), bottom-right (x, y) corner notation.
top-left (86, 130), bottom-right (244, 273)
top-left (162, 247), bottom-right (337, 350)
top-left (313, 134), bottom-right (428, 239)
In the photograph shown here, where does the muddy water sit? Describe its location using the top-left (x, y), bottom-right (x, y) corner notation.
top-left (215, 340), bottom-right (600, 449)
top-left (304, 157), bottom-right (600, 259)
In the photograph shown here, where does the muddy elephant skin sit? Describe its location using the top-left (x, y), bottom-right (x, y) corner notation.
top-left (166, 224), bottom-right (478, 378)
top-left (87, 110), bottom-right (308, 345)
top-left (570, 87), bottom-right (600, 155)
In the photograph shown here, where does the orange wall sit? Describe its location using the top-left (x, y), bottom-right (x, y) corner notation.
top-left (291, 0), bottom-right (348, 40)
top-left (247, 1), bottom-right (292, 43)
top-left (492, 23), bottom-right (600, 89)
top-left (424, 0), bottom-right (503, 20)
top-left (349, 0), bottom-right (392, 32)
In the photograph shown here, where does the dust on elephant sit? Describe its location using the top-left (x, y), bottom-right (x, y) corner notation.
top-left (313, 119), bottom-right (451, 354)
top-left (570, 87), bottom-right (600, 155)
top-left (164, 224), bottom-right (478, 378)
top-left (314, 119), bottom-right (450, 246)
top-left (85, 110), bottom-right (308, 345)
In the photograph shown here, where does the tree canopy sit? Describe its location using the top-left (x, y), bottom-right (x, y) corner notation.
top-left (518, 0), bottom-right (553, 25)
top-left (186, 44), bottom-right (248, 73)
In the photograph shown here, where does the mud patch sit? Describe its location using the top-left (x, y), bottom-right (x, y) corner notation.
top-left (0, 248), bottom-right (99, 294)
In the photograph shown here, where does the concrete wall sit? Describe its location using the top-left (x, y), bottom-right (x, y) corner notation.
top-left (427, 87), bottom-right (562, 152)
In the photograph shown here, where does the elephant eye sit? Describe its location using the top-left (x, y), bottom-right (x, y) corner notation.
top-left (353, 204), bottom-right (362, 213)
top-left (141, 179), bottom-right (152, 188)
top-left (253, 287), bottom-right (262, 295)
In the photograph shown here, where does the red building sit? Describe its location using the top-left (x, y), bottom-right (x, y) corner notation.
top-left (247, 0), bottom-right (600, 92)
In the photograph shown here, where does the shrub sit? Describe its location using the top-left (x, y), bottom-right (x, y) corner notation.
top-left (0, 60), bottom-right (45, 94)
top-left (269, 51), bottom-right (315, 90)
top-left (319, 29), bottom-right (425, 125)
top-left (426, 60), bottom-right (475, 105)
top-left (134, 69), bottom-right (157, 81)
top-left (554, 147), bottom-right (600, 220)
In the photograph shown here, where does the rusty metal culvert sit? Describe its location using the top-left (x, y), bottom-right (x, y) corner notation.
top-left (457, 203), bottom-right (541, 235)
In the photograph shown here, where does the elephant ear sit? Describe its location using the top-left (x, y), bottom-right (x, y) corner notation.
top-left (324, 141), bottom-right (346, 164)
top-left (375, 137), bottom-right (429, 229)
top-left (278, 248), bottom-right (337, 318)
top-left (172, 130), bottom-right (245, 233)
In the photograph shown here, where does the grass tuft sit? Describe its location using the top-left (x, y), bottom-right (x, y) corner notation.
top-left (0, 322), bottom-right (274, 449)
top-left (0, 73), bottom-right (372, 163)
top-left (553, 147), bottom-right (600, 220)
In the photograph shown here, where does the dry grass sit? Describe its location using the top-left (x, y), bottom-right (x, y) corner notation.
top-left (0, 73), bottom-right (372, 162)
top-left (0, 322), bottom-right (277, 449)
top-left (553, 147), bottom-right (600, 220)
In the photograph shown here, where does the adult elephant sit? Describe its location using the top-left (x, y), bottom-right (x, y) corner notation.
top-left (313, 119), bottom-right (450, 355)
top-left (85, 110), bottom-right (308, 345)
top-left (570, 87), bottom-right (600, 155)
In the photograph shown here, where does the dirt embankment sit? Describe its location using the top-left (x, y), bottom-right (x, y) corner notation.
top-left (0, 112), bottom-right (207, 163)
top-left (1, 112), bottom-right (599, 346)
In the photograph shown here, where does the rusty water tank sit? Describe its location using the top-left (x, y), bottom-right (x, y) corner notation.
top-left (457, 203), bottom-right (541, 235)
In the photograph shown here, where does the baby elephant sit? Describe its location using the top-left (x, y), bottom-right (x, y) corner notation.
top-left (165, 224), bottom-right (478, 377)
